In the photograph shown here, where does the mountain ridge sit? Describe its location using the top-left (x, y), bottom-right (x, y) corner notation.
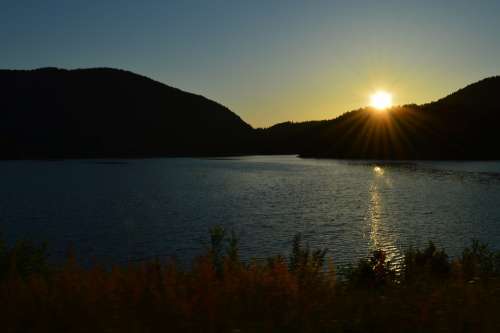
top-left (255, 75), bottom-right (500, 159)
top-left (0, 67), bottom-right (254, 158)
top-left (1, 67), bottom-right (500, 159)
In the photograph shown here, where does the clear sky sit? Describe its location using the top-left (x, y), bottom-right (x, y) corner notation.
top-left (2, 0), bottom-right (500, 128)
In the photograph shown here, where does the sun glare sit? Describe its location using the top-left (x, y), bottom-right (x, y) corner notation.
top-left (370, 91), bottom-right (393, 110)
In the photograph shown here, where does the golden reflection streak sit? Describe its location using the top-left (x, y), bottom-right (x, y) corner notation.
top-left (373, 166), bottom-right (384, 175)
top-left (365, 165), bottom-right (402, 269)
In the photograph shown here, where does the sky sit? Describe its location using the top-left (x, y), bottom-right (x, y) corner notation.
top-left (2, 0), bottom-right (500, 128)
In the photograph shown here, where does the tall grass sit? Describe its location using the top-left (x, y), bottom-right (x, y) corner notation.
top-left (2, 228), bottom-right (500, 332)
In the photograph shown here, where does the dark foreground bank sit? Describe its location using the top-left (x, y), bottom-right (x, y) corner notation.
top-left (2, 227), bottom-right (500, 333)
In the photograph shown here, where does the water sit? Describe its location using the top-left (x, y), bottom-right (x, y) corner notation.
top-left (2, 156), bottom-right (500, 268)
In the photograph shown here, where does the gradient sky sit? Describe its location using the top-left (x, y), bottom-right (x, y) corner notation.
top-left (2, 1), bottom-right (500, 127)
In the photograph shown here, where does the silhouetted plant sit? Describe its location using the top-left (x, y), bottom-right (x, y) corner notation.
top-left (226, 230), bottom-right (239, 266)
top-left (10, 240), bottom-right (48, 278)
top-left (206, 226), bottom-right (242, 275)
top-left (0, 234), bottom-right (6, 278)
top-left (288, 233), bottom-right (328, 274)
top-left (403, 242), bottom-right (451, 283)
top-left (0, 236), bottom-right (48, 280)
top-left (348, 250), bottom-right (395, 288)
top-left (461, 239), bottom-right (497, 280)
top-left (208, 225), bottom-right (226, 276)
top-left (4, 230), bottom-right (500, 332)
top-left (267, 254), bottom-right (287, 269)
top-left (289, 233), bottom-right (303, 273)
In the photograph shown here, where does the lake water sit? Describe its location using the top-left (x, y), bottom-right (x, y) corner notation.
top-left (2, 155), bottom-right (500, 268)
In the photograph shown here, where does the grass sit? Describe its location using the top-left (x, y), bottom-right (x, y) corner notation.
top-left (2, 228), bottom-right (500, 332)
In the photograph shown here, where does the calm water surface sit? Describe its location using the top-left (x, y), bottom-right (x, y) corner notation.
top-left (2, 156), bottom-right (500, 267)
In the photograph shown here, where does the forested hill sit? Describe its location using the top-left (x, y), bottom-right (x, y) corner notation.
top-left (1, 68), bottom-right (500, 159)
top-left (259, 76), bottom-right (500, 160)
top-left (0, 68), bottom-right (254, 158)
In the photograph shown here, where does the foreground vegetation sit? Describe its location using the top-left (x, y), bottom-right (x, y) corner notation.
top-left (2, 229), bottom-right (500, 332)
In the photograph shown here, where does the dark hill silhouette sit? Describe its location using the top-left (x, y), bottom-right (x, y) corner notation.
top-left (1, 68), bottom-right (500, 159)
top-left (0, 68), bottom-right (254, 158)
top-left (430, 76), bottom-right (500, 110)
top-left (254, 120), bottom-right (326, 154)
top-left (256, 76), bottom-right (500, 160)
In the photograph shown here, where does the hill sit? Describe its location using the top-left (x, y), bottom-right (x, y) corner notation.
top-left (1, 68), bottom-right (500, 159)
top-left (258, 76), bottom-right (500, 159)
top-left (0, 68), bottom-right (254, 158)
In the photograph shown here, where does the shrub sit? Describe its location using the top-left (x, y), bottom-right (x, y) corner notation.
top-left (289, 234), bottom-right (328, 274)
top-left (0, 236), bottom-right (48, 280)
top-left (348, 249), bottom-right (396, 288)
top-left (461, 239), bottom-right (498, 280)
top-left (2, 230), bottom-right (500, 332)
top-left (403, 242), bottom-right (451, 283)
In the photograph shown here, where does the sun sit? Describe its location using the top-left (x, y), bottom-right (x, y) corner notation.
top-left (370, 91), bottom-right (393, 110)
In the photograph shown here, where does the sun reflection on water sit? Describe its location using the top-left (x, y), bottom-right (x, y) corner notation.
top-left (373, 166), bottom-right (384, 175)
top-left (365, 165), bottom-right (403, 270)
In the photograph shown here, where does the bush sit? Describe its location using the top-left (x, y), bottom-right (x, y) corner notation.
top-left (403, 242), bottom-right (451, 283)
top-left (461, 239), bottom-right (500, 280)
top-left (348, 249), bottom-right (396, 288)
top-left (2, 230), bottom-right (500, 332)
top-left (0, 235), bottom-right (48, 280)
top-left (289, 233), bottom-right (328, 276)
